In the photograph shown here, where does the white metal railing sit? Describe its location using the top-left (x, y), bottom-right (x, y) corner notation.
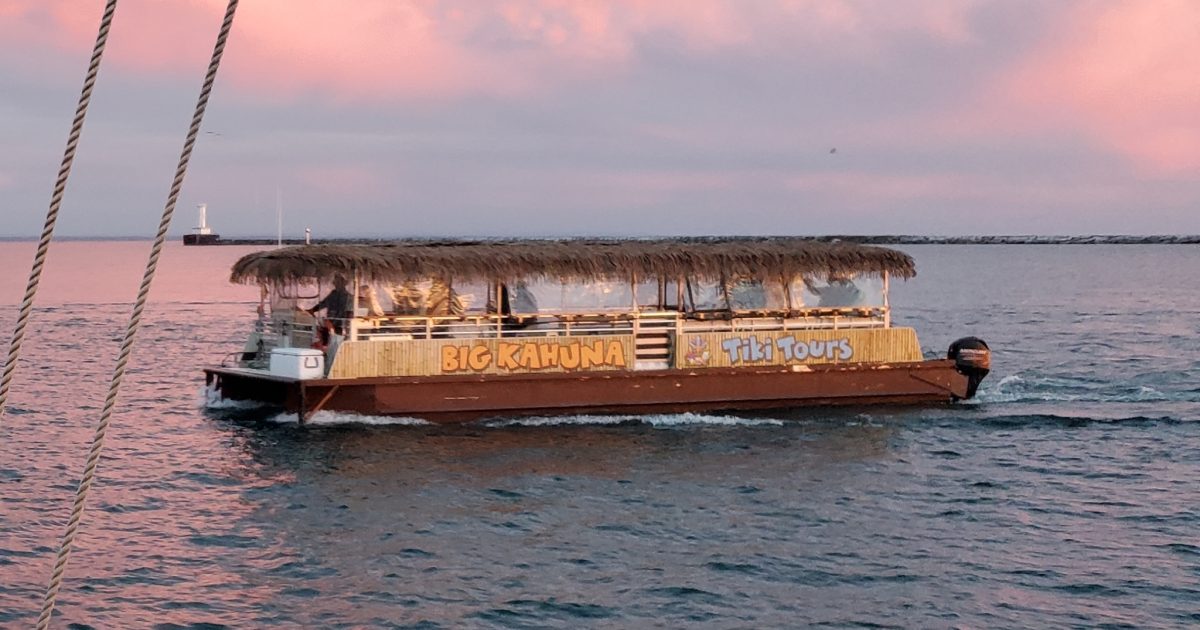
top-left (349, 314), bottom-right (641, 340)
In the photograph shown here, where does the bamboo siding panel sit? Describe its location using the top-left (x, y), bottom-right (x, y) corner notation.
top-left (329, 335), bottom-right (637, 379)
top-left (675, 327), bottom-right (922, 369)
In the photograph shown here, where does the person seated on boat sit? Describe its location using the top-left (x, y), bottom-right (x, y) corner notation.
top-left (307, 274), bottom-right (352, 334)
top-left (495, 280), bottom-right (539, 332)
top-left (805, 273), bottom-right (865, 307)
top-left (511, 281), bottom-right (537, 314)
top-left (357, 284), bottom-right (385, 318)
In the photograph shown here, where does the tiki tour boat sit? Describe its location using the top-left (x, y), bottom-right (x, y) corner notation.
top-left (205, 238), bottom-right (990, 423)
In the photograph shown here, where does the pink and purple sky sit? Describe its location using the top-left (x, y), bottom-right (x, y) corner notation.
top-left (1, 0), bottom-right (1197, 237)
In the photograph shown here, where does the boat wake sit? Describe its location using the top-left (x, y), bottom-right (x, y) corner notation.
top-left (200, 383), bottom-right (269, 410)
top-left (478, 413), bottom-right (786, 428)
top-left (975, 373), bottom-right (1196, 404)
top-left (972, 413), bottom-right (1184, 427)
top-left (256, 411), bottom-right (785, 428)
top-left (266, 411), bottom-right (433, 426)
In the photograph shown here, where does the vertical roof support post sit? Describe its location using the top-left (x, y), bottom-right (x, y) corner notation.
top-left (882, 271), bottom-right (891, 328)
top-left (782, 274), bottom-right (795, 316)
top-left (350, 268), bottom-right (360, 341)
top-left (494, 281), bottom-right (503, 339)
top-left (719, 271), bottom-right (732, 313)
top-left (781, 274), bottom-right (793, 327)
top-left (630, 273), bottom-right (639, 337)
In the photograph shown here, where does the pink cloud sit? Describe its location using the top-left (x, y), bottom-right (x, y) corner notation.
top-left (4, 0), bottom-right (986, 102)
top-left (987, 1), bottom-right (1200, 176)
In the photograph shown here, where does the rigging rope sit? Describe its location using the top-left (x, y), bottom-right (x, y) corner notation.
top-left (36, 1), bottom-right (241, 627)
top-left (0, 0), bottom-right (119, 428)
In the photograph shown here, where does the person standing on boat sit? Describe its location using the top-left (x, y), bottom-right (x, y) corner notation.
top-left (308, 274), bottom-right (352, 333)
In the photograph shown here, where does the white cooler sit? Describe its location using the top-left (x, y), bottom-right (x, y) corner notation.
top-left (269, 347), bottom-right (325, 379)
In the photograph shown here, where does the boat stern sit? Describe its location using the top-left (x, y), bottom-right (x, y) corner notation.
top-left (205, 367), bottom-right (303, 412)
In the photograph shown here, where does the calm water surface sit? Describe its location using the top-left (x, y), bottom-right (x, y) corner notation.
top-left (0, 242), bottom-right (1197, 628)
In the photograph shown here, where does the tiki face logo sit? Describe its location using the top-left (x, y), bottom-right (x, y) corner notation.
top-left (684, 336), bottom-right (711, 366)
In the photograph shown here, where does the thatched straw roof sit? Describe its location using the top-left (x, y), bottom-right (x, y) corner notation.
top-left (229, 238), bottom-right (916, 285)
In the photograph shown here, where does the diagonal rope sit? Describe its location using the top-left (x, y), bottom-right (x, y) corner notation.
top-left (36, 1), bottom-right (240, 627)
top-left (0, 0), bottom-right (119, 428)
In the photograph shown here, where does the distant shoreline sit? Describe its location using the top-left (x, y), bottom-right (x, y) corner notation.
top-left (1, 235), bottom-right (1198, 245)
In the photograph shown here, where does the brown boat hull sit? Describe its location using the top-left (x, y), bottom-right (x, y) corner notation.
top-left (205, 359), bottom-right (975, 424)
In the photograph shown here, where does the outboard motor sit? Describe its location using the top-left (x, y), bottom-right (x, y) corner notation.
top-left (947, 337), bottom-right (990, 399)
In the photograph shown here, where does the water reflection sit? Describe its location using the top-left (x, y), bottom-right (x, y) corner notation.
top-left (211, 417), bottom-right (903, 627)
top-left (2, 242), bottom-right (1199, 627)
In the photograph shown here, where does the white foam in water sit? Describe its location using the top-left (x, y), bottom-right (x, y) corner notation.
top-left (260, 411), bottom-right (781, 428)
top-left (976, 373), bottom-right (1182, 404)
top-left (264, 410), bottom-right (433, 426)
top-left (975, 374), bottom-right (1029, 403)
top-left (974, 374), bottom-right (1022, 403)
top-left (642, 413), bottom-right (784, 427)
top-left (1131, 386), bottom-right (1169, 402)
top-left (484, 412), bottom-right (784, 428)
top-left (994, 374), bottom-right (1024, 389)
top-left (976, 373), bottom-right (1091, 403)
top-left (200, 383), bottom-right (269, 410)
top-left (238, 402), bottom-right (776, 428)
